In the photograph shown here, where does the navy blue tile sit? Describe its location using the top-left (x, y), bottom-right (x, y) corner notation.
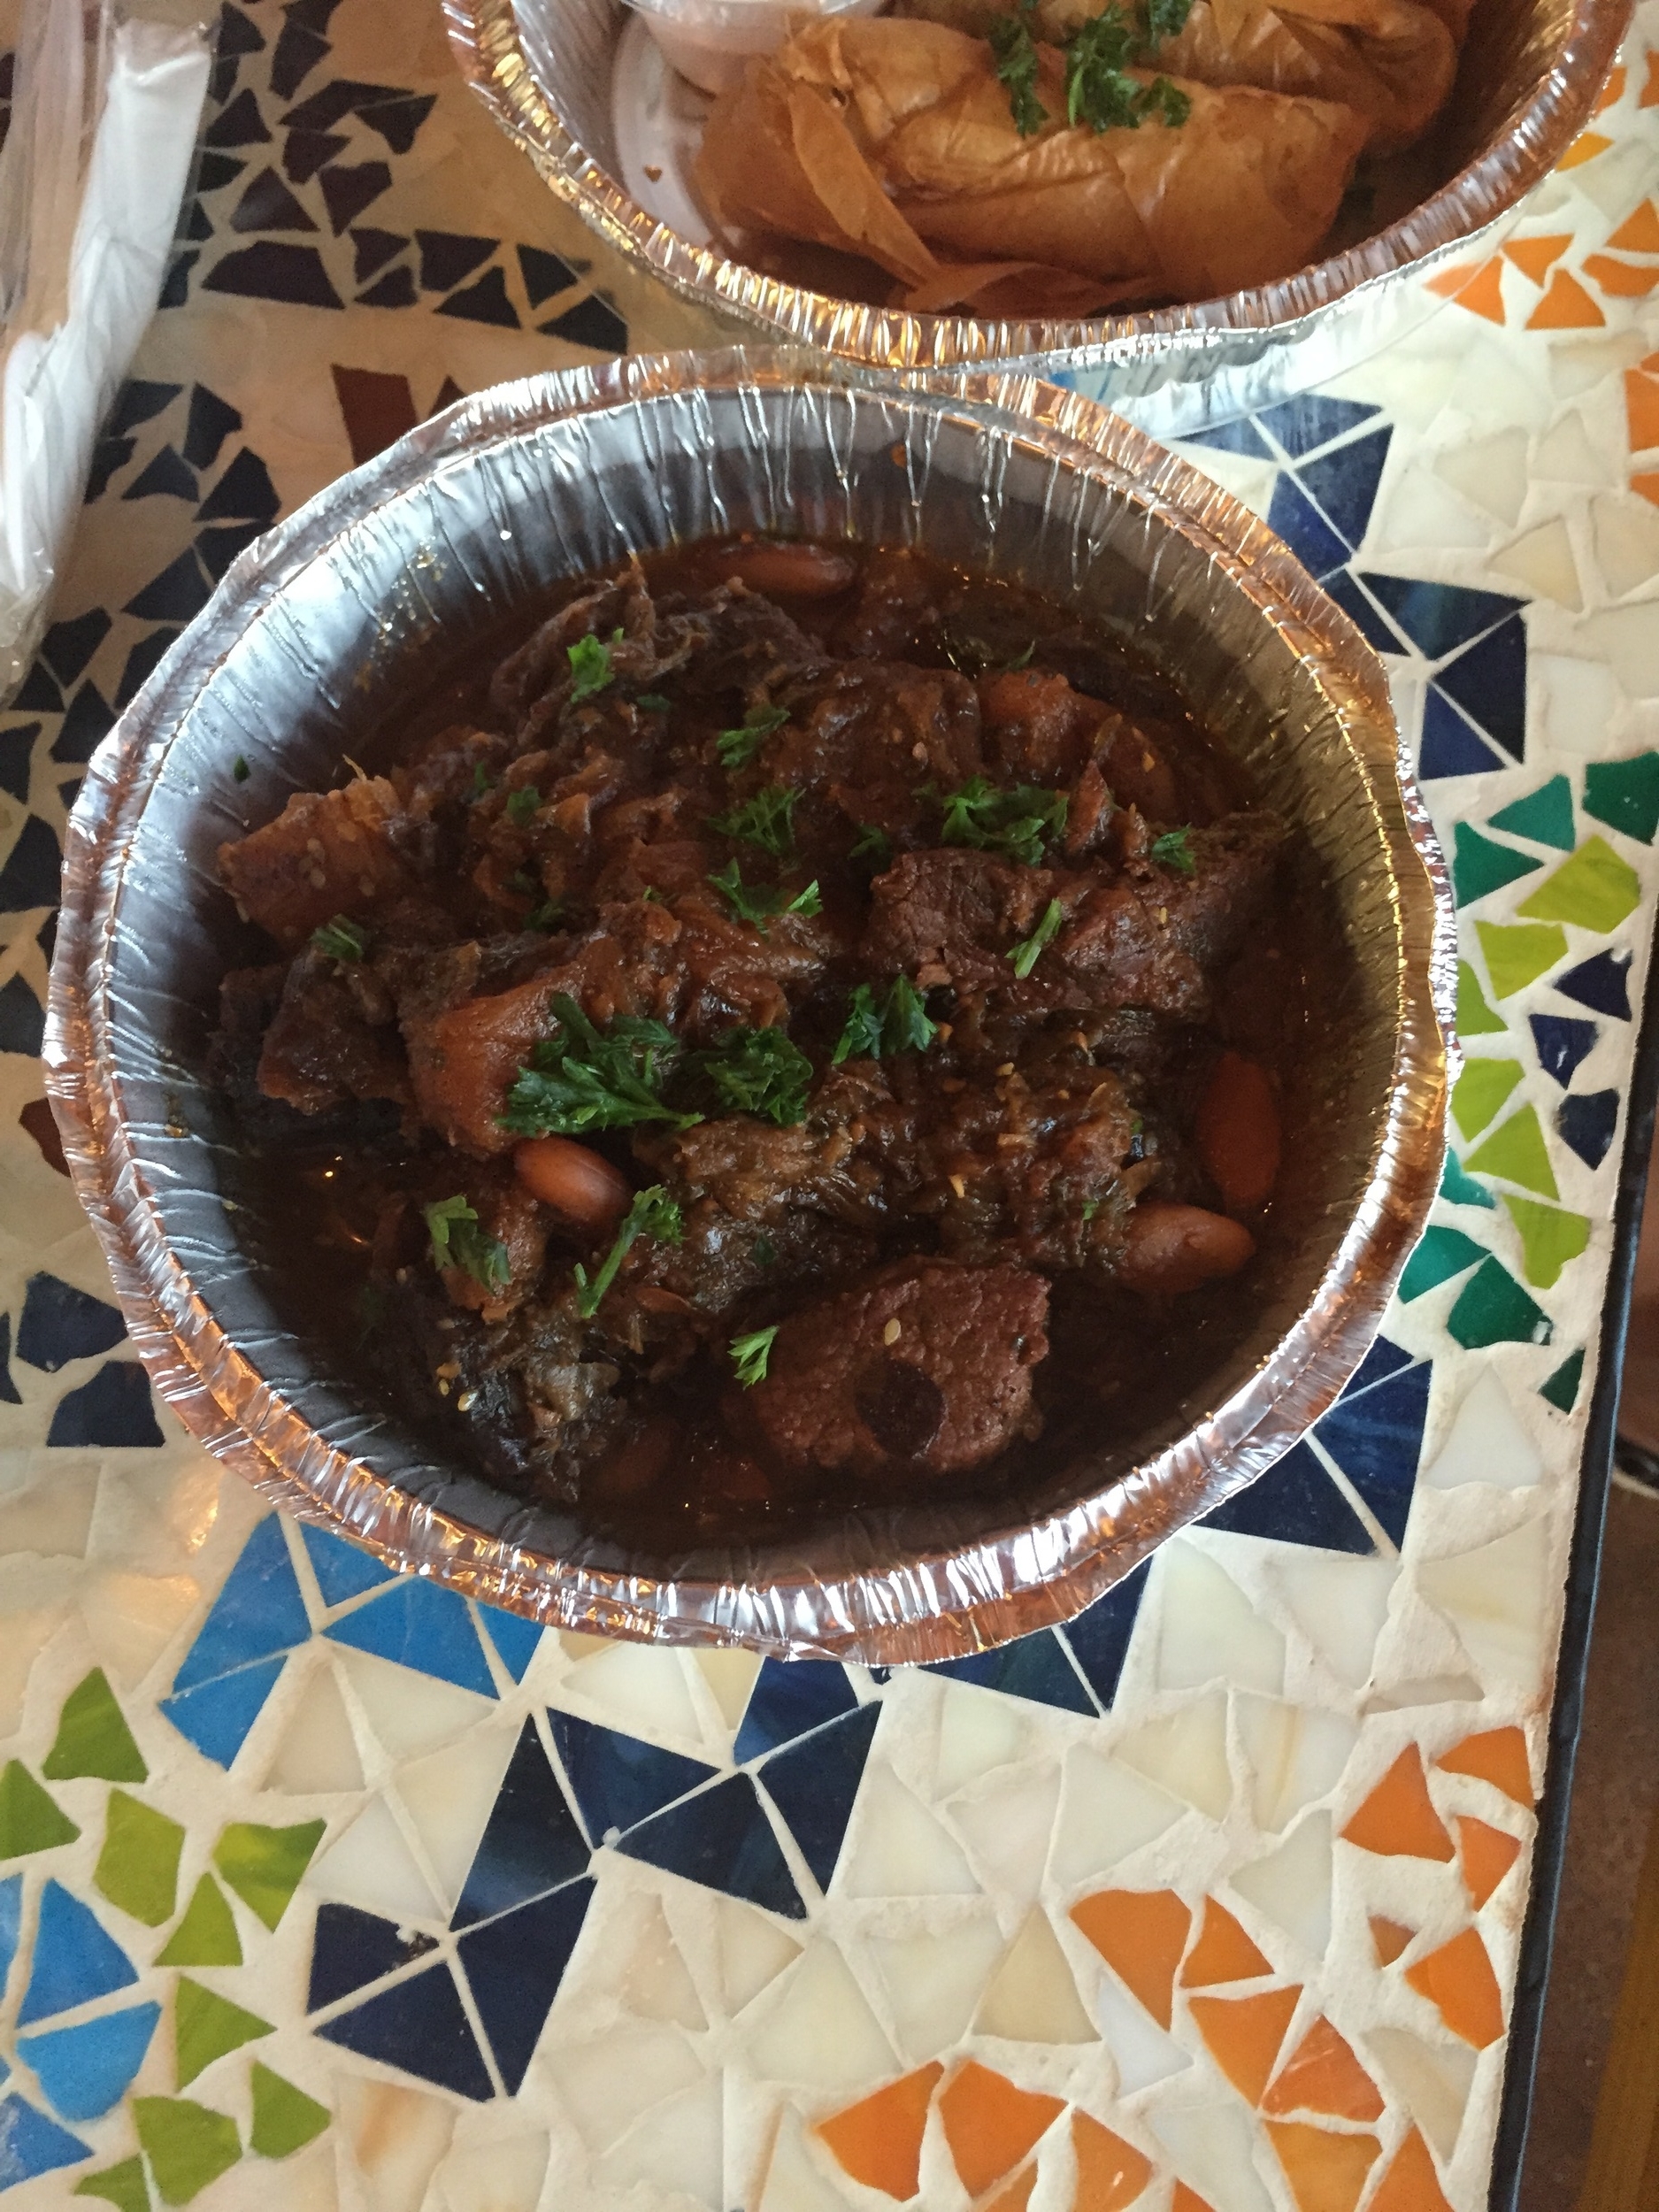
top-left (457, 1878), bottom-right (594, 2093)
top-left (45, 1362), bottom-right (163, 1448)
top-left (319, 162), bottom-right (391, 236)
top-left (759, 1704), bottom-right (880, 1893)
top-left (272, 19), bottom-right (329, 99)
top-left (0, 2096), bottom-right (89, 2188)
top-left (197, 152), bottom-right (250, 194)
top-left (1201, 1439), bottom-right (1374, 1553)
top-left (1266, 476), bottom-right (1348, 580)
top-left (0, 1317), bottom-right (21, 1406)
top-left (1296, 426), bottom-right (1391, 549)
top-left (1556, 950), bottom-right (1632, 1018)
top-left (540, 296), bottom-right (627, 353)
top-left (357, 94), bottom-right (436, 155)
top-left (308, 1903), bottom-right (435, 2011)
top-left (325, 1579), bottom-right (496, 1697)
top-left (107, 380), bottom-right (181, 438)
top-left (122, 445), bottom-right (196, 502)
top-left (216, 3), bottom-right (265, 57)
top-left (617, 1775), bottom-right (806, 1918)
top-left (14, 1273), bottom-right (125, 1372)
top-left (476, 1603), bottom-right (541, 1684)
top-left (1418, 687), bottom-right (1505, 780)
top-left (230, 165), bottom-right (317, 234)
top-left (452, 1717), bottom-right (588, 1930)
top-left (350, 227), bottom-right (406, 281)
top-left (0, 725), bottom-right (39, 803)
top-left (1530, 1013), bottom-right (1597, 1088)
top-left (0, 978), bottom-right (42, 1056)
top-left (1058, 1559), bottom-right (1150, 1709)
top-left (315, 1961), bottom-right (493, 2100)
top-left (926, 1631), bottom-right (1094, 1715)
top-left (114, 630), bottom-right (180, 709)
top-left (1357, 574), bottom-right (1523, 660)
top-left (1318, 568), bottom-right (1409, 657)
top-left (359, 266), bottom-right (417, 310)
top-left (1339, 1335), bottom-right (1413, 1400)
top-left (12, 661), bottom-right (62, 710)
top-left (0, 817), bottom-right (65, 907)
top-left (547, 1710), bottom-right (715, 1844)
top-left (733, 1660), bottom-right (858, 1763)
top-left (1179, 417), bottom-right (1275, 458)
top-left (197, 448), bottom-right (280, 522)
top-left (1256, 395), bottom-right (1380, 457)
top-left (437, 267), bottom-right (518, 328)
top-left (173, 1517), bottom-right (311, 1692)
top-left (182, 384), bottom-right (242, 470)
top-left (159, 1656), bottom-right (285, 1766)
top-left (1313, 1363), bottom-right (1432, 1545)
top-left (517, 243), bottom-right (579, 307)
top-left (298, 1523), bottom-right (394, 1608)
top-left (85, 434), bottom-right (134, 501)
top-left (124, 549), bottom-right (211, 624)
top-left (1436, 612), bottom-right (1527, 762)
top-left (1558, 1089), bottom-right (1619, 1170)
top-left (416, 228), bottom-right (494, 290)
top-left (18, 1883), bottom-right (137, 2024)
top-left (205, 240), bottom-right (343, 309)
top-left (52, 681), bottom-right (115, 764)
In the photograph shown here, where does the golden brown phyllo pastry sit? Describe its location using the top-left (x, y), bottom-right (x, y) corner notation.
top-left (695, 16), bottom-right (1371, 314)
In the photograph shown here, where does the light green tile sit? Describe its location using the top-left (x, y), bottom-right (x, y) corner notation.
top-left (44, 1670), bottom-right (147, 1784)
top-left (1489, 775), bottom-right (1576, 852)
top-left (96, 1791), bottom-right (184, 1927)
top-left (74, 2162), bottom-right (150, 2212)
top-left (157, 1876), bottom-right (242, 1969)
top-left (1517, 835), bottom-right (1641, 933)
top-left (212, 1819), bottom-right (325, 1932)
top-left (174, 1977), bottom-right (273, 2089)
top-left (133, 2100), bottom-right (241, 2208)
top-left (1502, 1195), bottom-right (1592, 1289)
top-left (1583, 752), bottom-right (1659, 845)
top-left (1447, 1257), bottom-right (1553, 1349)
top-left (250, 2064), bottom-right (329, 2159)
top-left (1456, 959), bottom-right (1507, 1036)
top-left (1475, 921), bottom-right (1568, 999)
top-left (0, 1762), bottom-right (78, 1858)
top-left (1451, 1058), bottom-right (1523, 1141)
top-left (1464, 1105), bottom-right (1560, 1199)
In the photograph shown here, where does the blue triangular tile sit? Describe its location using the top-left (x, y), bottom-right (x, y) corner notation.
top-left (476, 1603), bottom-right (541, 1685)
top-left (1338, 1336), bottom-right (1414, 1399)
top-left (1418, 687), bottom-right (1506, 780)
top-left (1257, 395), bottom-right (1381, 457)
top-left (758, 1704), bottom-right (880, 1893)
top-left (1179, 417), bottom-right (1274, 458)
top-left (1296, 426), bottom-right (1391, 549)
top-left (1357, 574), bottom-right (1523, 659)
top-left (0, 1875), bottom-right (20, 1992)
top-left (1061, 1560), bottom-right (1152, 1709)
top-left (308, 1903), bottom-right (436, 2012)
top-left (298, 1524), bottom-right (395, 1608)
top-left (1530, 1013), bottom-right (1598, 1088)
top-left (616, 1775), bottom-right (806, 1918)
top-left (173, 1517), bottom-right (310, 1692)
top-left (1313, 1363), bottom-right (1432, 1545)
top-left (927, 1632), bottom-right (1094, 1715)
top-left (1267, 475), bottom-right (1348, 579)
top-left (315, 1961), bottom-right (493, 2099)
top-left (1436, 613), bottom-right (1527, 762)
top-left (1558, 1090), bottom-right (1619, 1170)
top-left (44, 1363), bottom-right (163, 1448)
top-left (0, 2095), bottom-right (90, 2187)
top-left (1556, 950), bottom-right (1632, 1018)
top-left (160, 1655), bottom-right (286, 1767)
top-left (457, 1878), bottom-right (594, 2094)
top-left (547, 1710), bottom-right (715, 1845)
top-left (325, 1580), bottom-right (496, 1698)
top-left (17, 1884), bottom-right (137, 2024)
top-left (452, 1718), bottom-right (588, 1930)
top-left (14, 1273), bottom-right (125, 1372)
top-left (18, 2002), bottom-right (159, 2121)
top-left (1318, 568), bottom-right (1410, 657)
top-left (1201, 1440), bottom-right (1374, 1553)
top-left (733, 1661), bottom-right (858, 1763)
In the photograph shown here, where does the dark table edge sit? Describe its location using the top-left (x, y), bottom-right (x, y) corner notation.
top-left (1492, 908), bottom-right (1659, 2208)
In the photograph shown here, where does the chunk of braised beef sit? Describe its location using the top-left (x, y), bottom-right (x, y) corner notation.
top-left (833, 549), bottom-right (942, 661)
top-left (765, 663), bottom-right (983, 839)
top-left (219, 776), bottom-right (415, 949)
top-left (257, 949), bottom-right (410, 1115)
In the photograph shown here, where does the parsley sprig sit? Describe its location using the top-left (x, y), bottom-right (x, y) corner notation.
top-left (729, 1325), bottom-right (779, 1387)
top-left (850, 823), bottom-right (892, 866)
top-left (992, 0), bottom-right (1193, 137)
top-left (500, 994), bottom-right (701, 1136)
top-left (424, 1194), bottom-right (511, 1294)
top-left (709, 861), bottom-right (821, 934)
top-left (718, 703), bottom-right (789, 770)
top-left (694, 1026), bottom-right (814, 1125)
top-left (710, 786), bottom-right (797, 858)
top-left (833, 976), bottom-right (937, 1064)
top-left (1149, 826), bottom-right (1195, 876)
top-left (312, 916), bottom-right (368, 962)
top-left (568, 628), bottom-right (622, 703)
top-left (504, 785), bottom-right (541, 826)
top-left (573, 1186), bottom-right (683, 1319)
top-left (1009, 898), bottom-right (1065, 979)
top-left (990, 5), bottom-right (1046, 134)
top-left (938, 776), bottom-right (1069, 867)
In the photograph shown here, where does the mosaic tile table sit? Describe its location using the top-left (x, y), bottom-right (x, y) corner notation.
top-left (0, 4), bottom-right (1657, 2207)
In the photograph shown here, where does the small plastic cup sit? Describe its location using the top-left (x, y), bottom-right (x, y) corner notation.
top-left (621, 0), bottom-right (885, 96)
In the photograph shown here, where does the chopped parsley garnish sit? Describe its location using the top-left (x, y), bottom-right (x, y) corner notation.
top-left (709, 861), bottom-right (820, 933)
top-left (729, 1325), bottom-right (779, 1387)
top-left (635, 693), bottom-right (671, 711)
top-left (471, 762), bottom-right (494, 800)
top-left (754, 1233), bottom-right (777, 1266)
top-left (694, 1025), bottom-right (814, 1125)
top-left (500, 993), bottom-right (700, 1136)
top-left (833, 975), bottom-right (938, 1063)
top-left (939, 776), bottom-right (1069, 867)
top-left (851, 823), bottom-right (893, 865)
top-left (311, 915), bottom-right (368, 962)
top-left (1137, 73), bottom-right (1190, 122)
top-left (1146, 0), bottom-right (1194, 42)
top-left (573, 1185), bottom-right (682, 1319)
top-left (718, 703), bottom-right (790, 770)
top-left (567, 630), bottom-right (618, 702)
top-left (423, 1194), bottom-right (511, 1294)
top-left (232, 755), bottom-right (250, 782)
top-left (524, 899), bottom-right (563, 932)
top-left (941, 631), bottom-right (1038, 676)
top-left (1149, 826), bottom-right (1195, 875)
top-left (504, 785), bottom-right (541, 826)
top-left (990, 6), bottom-right (1047, 134)
top-left (1009, 898), bottom-right (1065, 979)
top-left (710, 785), bottom-right (797, 857)
top-left (1065, 6), bottom-right (1141, 129)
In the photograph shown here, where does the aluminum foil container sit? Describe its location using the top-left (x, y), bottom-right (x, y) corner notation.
top-left (443, 0), bottom-right (1631, 432)
top-left (45, 350), bottom-right (1453, 1662)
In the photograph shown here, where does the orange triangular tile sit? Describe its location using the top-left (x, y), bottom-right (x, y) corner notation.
top-left (1503, 234), bottom-right (1572, 283)
top-left (1457, 1815), bottom-right (1523, 1908)
top-left (1557, 130), bottom-right (1613, 169)
top-left (1627, 370), bottom-right (1659, 451)
top-left (1071, 2112), bottom-right (1153, 2211)
top-left (1591, 63), bottom-right (1626, 111)
top-left (1340, 1747), bottom-right (1455, 1861)
top-left (1070, 1890), bottom-right (1192, 2029)
top-left (1635, 472), bottom-right (1659, 507)
top-left (1172, 2190), bottom-right (1217, 2212)
top-left (1263, 2018), bottom-right (1385, 2121)
top-left (1585, 255), bottom-right (1659, 296)
top-left (1370, 2127), bottom-right (1455, 2212)
top-left (1434, 1726), bottom-right (1533, 1806)
top-left (1645, 349), bottom-right (1659, 371)
top-left (1608, 200), bottom-right (1659, 252)
top-left (985, 2165), bottom-right (1038, 2212)
top-left (1426, 259), bottom-right (1482, 299)
top-left (816, 2062), bottom-right (943, 2200)
top-left (938, 2062), bottom-right (1064, 2198)
top-left (1451, 258), bottom-right (1507, 322)
top-left (1526, 269), bottom-right (1606, 326)
top-left (1189, 1985), bottom-right (1302, 2103)
top-left (1266, 2123), bottom-right (1380, 2212)
top-left (1405, 1926), bottom-right (1506, 2047)
top-left (1645, 50), bottom-right (1659, 106)
top-left (1181, 1898), bottom-right (1271, 1986)
top-left (1371, 1916), bottom-right (1414, 1966)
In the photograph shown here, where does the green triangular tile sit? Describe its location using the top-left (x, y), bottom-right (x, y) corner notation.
top-left (45, 1669), bottom-right (148, 1784)
top-left (1452, 822), bottom-right (1542, 906)
top-left (1452, 1057), bottom-right (1523, 1141)
top-left (1456, 960), bottom-right (1507, 1036)
top-left (1475, 920), bottom-right (1568, 999)
top-left (1448, 1256), bottom-right (1553, 1349)
top-left (1489, 774), bottom-right (1576, 852)
top-left (1541, 1348), bottom-right (1585, 1411)
top-left (1502, 1194), bottom-right (1592, 1289)
top-left (96, 1790), bottom-right (184, 1926)
top-left (174, 1976), bottom-right (273, 2088)
top-left (1399, 1225), bottom-right (1487, 1302)
top-left (250, 2062), bottom-right (330, 2159)
top-left (74, 2161), bottom-right (150, 2212)
top-left (133, 2098), bottom-right (241, 2208)
top-left (1440, 1152), bottom-right (1496, 1209)
top-left (212, 1819), bottom-right (325, 1933)
top-left (157, 1876), bottom-right (242, 1968)
top-left (1584, 752), bottom-right (1659, 845)
top-left (0, 1760), bottom-right (79, 1857)
top-left (1464, 1104), bottom-right (1560, 1198)
top-left (1517, 836), bottom-right (1641, 933)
